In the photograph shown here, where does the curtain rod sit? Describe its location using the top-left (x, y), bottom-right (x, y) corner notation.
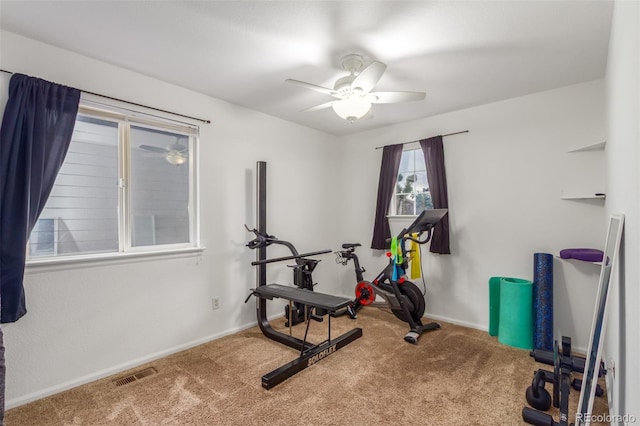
top-left (374, 130), bottom-right (469, 150)
top-left (0, 69), bottom-right (211, 124)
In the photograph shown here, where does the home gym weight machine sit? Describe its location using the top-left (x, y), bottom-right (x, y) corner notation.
top-left (244, 161), bottom-right (362, 390)
top-left (334, 208), bottom-right (448, 344)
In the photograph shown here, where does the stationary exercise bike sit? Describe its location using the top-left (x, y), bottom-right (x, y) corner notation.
top-left (334, 209), bottom-right (448, 344)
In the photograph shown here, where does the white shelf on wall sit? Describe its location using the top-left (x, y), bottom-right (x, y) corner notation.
top-left (567, 141), bottom-right (606, 153)
top-left (561, 141), bottom-right (606, 202)
top-left (555, 255), bottom-right (602, 266)
top-left (561, 193), bottom-right (606, 200)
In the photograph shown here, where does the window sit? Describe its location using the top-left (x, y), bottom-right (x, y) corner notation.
top-left (29, 218), bottom-right (58, 257)
top-left (27, 104), bottom-right (199, 262)
top-left (391, 148), bottom-right (432, 216)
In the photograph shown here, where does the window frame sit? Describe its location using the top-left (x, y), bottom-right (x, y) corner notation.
top-left (26, 102), bottom-right (202, 267)
top-left (389, 143), bottom-right (432, 218)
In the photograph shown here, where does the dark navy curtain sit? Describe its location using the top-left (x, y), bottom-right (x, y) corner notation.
top-left (0, 73), bottom-right (80, 323)
top-left (371, 144), bottom-right (403, 249)
top-left (419, 136), bottom-right (450, 254)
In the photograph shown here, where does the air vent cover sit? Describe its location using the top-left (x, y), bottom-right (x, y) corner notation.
top-left (112, 367), bottom-right (158, 387)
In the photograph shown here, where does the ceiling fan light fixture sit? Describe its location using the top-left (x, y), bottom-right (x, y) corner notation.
top-left (286, 54), bottom-right (424, 122)
top-left (165, 151), bottom-right (187, 166)
top-left (332, 97), bottom-right (371, 122)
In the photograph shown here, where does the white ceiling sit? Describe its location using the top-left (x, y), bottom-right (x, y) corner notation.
top-left (0, 1), bottom-right (613, 136)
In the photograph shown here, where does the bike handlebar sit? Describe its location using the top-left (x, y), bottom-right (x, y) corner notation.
top-left (403, 227), bottom-right (434, 245)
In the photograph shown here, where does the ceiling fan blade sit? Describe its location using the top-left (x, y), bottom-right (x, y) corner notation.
top-left (302, 101), bottom-right (337, 112)
top-left (285, 79), bottom-right (337, 97)
top-left (139, 145), bottom-right (169, 154)
top-left (370, 91), bottom-right (426, 103)
top-left (351, 61), bottom-right (386, 93)
top-left (169, 143), bottom-right (188, 153)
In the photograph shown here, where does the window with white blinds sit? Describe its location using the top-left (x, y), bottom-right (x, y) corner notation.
top-left (27, 104), bottom-right (199, 262)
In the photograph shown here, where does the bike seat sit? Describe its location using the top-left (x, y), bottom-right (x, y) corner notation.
top-left (342, 243), bottom-right (361, 249)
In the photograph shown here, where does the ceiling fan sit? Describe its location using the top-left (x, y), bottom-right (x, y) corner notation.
top-left (286, 54), bottom-right (426, 122)
top-left (139, 137), bottom-right (188, 166)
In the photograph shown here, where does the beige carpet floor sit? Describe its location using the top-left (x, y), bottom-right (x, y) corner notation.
top-left (5, 307), bottom-right (608, 425)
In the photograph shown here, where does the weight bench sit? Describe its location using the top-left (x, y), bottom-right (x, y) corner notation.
top-left (248, 283), bottom-right (362, 389)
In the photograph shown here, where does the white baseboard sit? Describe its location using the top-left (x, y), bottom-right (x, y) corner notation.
top-left (425, 312), bottom-right (488, 332)
top-left (424, 313), bottom-right (588, 354)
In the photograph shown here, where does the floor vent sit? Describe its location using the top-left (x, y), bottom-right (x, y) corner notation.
top-left (113, 367), bottom-right (158, 387)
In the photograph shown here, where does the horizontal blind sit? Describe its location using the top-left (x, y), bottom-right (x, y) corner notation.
top-left (78, 104), bottom-right (199, 136)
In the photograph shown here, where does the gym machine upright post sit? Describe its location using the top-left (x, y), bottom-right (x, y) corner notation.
top-left (244, 161), bottom-right (362, 390)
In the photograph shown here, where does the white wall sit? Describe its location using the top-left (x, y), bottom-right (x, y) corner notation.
top-left (603, 0), bottom-right (640, 420)
top-left (336, 81), bottom-right (607, 352)
top-left (0, 31), bottom-right (341, 407)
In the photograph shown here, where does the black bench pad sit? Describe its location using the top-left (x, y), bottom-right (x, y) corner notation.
top-left (254, 284), bottom-right (352, 312)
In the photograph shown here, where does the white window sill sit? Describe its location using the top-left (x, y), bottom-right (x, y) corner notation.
top-left (387, 216), bottom-right (418, 238)
top-left (25, 246), bottom-right (206, 273)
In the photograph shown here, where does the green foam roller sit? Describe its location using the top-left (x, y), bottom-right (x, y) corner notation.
top-left (488, 277), bottom-right (502, 336)
top-left (498, 277), bottom-right (533, 350)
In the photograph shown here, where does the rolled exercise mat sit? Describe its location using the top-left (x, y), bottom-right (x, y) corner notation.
top-left (488, 277), bottom-right (502, 336)
top-left (498, 277), bottom-right (533, 350)
top-left (533, 253), bottom-right (554, 351)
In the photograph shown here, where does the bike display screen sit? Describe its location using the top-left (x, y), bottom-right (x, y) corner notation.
top-left (401, 208), bottom-right (448, 237)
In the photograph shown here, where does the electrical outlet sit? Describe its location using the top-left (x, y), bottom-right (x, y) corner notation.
top-left (212, 297), bottom-right (220, 310)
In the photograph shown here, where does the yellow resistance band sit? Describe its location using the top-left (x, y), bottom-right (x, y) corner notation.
top-left (410, 233), bottom-right (421, 279)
